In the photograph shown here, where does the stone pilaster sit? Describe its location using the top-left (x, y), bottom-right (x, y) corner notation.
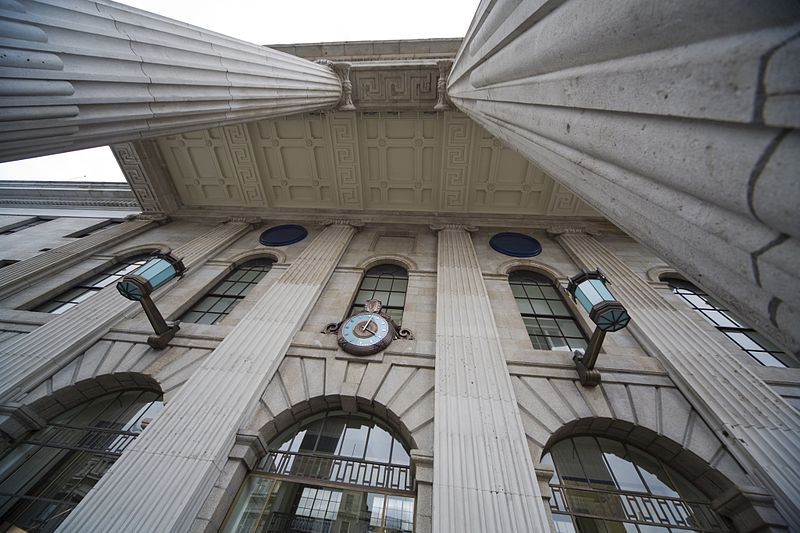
top-left (432, 226), bottom-right (550, 532)
top-left (447, 1), bottom-right (800, 350)
top-left (0, 221), bottom-right (253, 404)
top-left (554, 231), bottom-right (800, 529)
top-left (0, 219), bottom-right (156, 300)
top-left (0, 0), bottom-right (342, 162)
top-left (58, 223), bottom-right (356, 532)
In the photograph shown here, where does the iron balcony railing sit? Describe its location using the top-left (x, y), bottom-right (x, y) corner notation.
top-left (256, 449), bottom-right (413, 493)
top-left (19, 422), bottom-right (140, 456)
top-left (550, 484), bottom-right (729, 532)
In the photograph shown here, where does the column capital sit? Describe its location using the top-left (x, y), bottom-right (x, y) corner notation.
top-left (429, 223), bottom-right (477, 233)
top-left (332, 62), bottom-right (357, 111)
top-left (434, 60), bottom-right (453, 111)
top-left (319, 218), bottom-right (364, 228)
top-left (225, 216), bottom-right (261, 226)
top-left (546, 225), bottom-right (597, 238)
top-left (130, 212), bottom-right (169, 224)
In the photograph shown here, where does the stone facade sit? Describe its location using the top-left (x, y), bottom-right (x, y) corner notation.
top-left (1, 3), bottom-right (799, 531)
top-left (0, 210), bottom-right (797, 532)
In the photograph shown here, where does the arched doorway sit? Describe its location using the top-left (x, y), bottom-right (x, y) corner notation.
top-left (223, 410), bottom-right (415, 533)
top-left (0, 389), bottom-right (163, 532)
top-left (542, 436), bottom-right (731, 532)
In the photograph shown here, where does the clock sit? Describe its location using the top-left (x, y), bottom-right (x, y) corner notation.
top-left (326, 298), bottom-right (413, 356)
top-left (338, 312), bottom-right (393, 355)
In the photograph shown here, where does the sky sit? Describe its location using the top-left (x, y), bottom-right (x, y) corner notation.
top-left (0, 0), bottom-right (479, 183)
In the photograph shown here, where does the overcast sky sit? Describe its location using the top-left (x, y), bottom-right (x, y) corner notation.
top-left (0, 0), bottom-right (478, 183)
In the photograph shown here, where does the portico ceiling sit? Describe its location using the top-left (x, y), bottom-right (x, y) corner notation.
top-left (154, 110), bottom-right (599, 218)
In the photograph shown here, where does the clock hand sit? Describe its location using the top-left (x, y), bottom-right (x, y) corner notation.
top-left (361, 314), bottom-right (374, 333)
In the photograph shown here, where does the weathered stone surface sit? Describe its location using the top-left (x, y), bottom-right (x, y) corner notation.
top-left (0, 0), bottom-right (341, 162)
top-left (447, 0), bottom-right (800, 350)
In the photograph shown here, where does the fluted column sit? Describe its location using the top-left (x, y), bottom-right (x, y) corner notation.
top-left (448, 1), bottom-right (800, 351)
top-left (555, 230), bottom-right (800, 529)
top-left (0, 221), bottom-right (252, 403)
top-left (58, 222), bottom-right (356, 533)
top-left (0, 0), bottom-right (342, 162)
top-left (433, 226), bottom-right (550, 533)
top-left (0, 218), bottom-right (156, 300)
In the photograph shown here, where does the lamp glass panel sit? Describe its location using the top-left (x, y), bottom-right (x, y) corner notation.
top-left (590, 279), bottom-right (614, 301)
top-left (132, 258), bottom-right (177, 291)
top-left (574, 286), bottom-right (593, 314)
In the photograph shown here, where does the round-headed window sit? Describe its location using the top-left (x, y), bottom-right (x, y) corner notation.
top-left (223, 412), bottom-right (414, 533)
top-left (542, 436), bottom-right (730, 532)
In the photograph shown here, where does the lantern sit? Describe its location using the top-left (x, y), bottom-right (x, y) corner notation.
top-left (117, 253), bottom-right (185, 349)
top-left (566, 269), bottom-right (631, 386)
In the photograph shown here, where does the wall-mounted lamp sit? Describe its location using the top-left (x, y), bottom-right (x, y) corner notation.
top-left (567, 269), bottom-right (630, 386)
top-left (117, 253), bottom-right (185, 349)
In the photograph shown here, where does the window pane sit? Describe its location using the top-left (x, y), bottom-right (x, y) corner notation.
top-left (372, 291), bottom-right (390, 305)
top-left (597, 438), bottom-right (647, 493)
top-left (557, 319), bottom-right (582, 338)
top-left (337, 421), bottom-right (369, 458)
top-left (523, 285), bottom-right (544, 299)
top-left (193, 296), bottom-right (219, 312)
top-left (316, 417), bottom-right (346, 454)
top-left (376, 278), bottom-right (393, 291)
top-left (516, 299), bottom-right (534, 314)
top-left (388, 292), bottom-right (405, 307)
top-left (361, 277), bottom-right (378, 290)
top-left (548, 300), bottom-right (569, 316)
top-left (391, 278), bottom-right (408, 292)
top-left (540, 286), bottom-right (559, 299)
top-left (354, 290), bottom-right (372, 305)
top-left (365, 425), bottom-right (393, 463)
top-left (531, 299), bottom-right (551, 315)
top-left (510, 283), bottom-right (527, 297)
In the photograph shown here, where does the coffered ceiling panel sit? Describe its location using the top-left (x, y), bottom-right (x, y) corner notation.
top-left (156, 111), bottom-right (598, 217)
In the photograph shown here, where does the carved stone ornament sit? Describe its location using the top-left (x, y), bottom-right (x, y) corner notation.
top-left (434, 60), bottom-right (453, 111)
top-left (333, 62), bottom-right (356, 111)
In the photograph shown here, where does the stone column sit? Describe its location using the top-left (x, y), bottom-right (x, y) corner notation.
top-left (432, 225), bottom-right (550, 533)
top-left (0, 0), bottom-right (342, 162)
top-left (0, 218), bottom-right (156, 300)
top-left (554, 230), bottom-right (800, 529)
top-left (447, 1), bottom-right (800, 351)
top-left (0, 221), bottom-right (253, 405)
top-left (58, 222), bottom-right (356, 533)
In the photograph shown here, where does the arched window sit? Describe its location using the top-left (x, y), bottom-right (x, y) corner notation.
top-left (509, 270), bottom-right (587, 352)
top-left (350, 264), bottom-right (408, 324)
top-left (34, 254), bottom-right (152, 314)
top-left (665, 278), bottom-right (788, 367)
top-left (0, 389), bottom-right (163, 531)
top-left (223, 412), bottom-right (414, 533)
top-left (542, 436), bottom-right (729, 532)
top-left (181, 258), bottom-right (273, 325)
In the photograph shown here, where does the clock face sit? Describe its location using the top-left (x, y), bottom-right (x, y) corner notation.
top-left (338, 312), bottom-right (393, 356)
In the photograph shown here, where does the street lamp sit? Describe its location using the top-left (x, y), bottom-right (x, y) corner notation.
top-left (567, 269), bottom-right (630, 386)
top-left (117, 253), bottom-right (185, 349)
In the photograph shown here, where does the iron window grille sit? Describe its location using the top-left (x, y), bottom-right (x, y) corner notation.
top-left (181, 258), bottom-right (273, 325)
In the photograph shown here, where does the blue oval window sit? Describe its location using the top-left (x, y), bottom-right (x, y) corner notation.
top-left (490, 232), bottom-right (542, 257)
top-left (259, 224), bottom-right (308, 247)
